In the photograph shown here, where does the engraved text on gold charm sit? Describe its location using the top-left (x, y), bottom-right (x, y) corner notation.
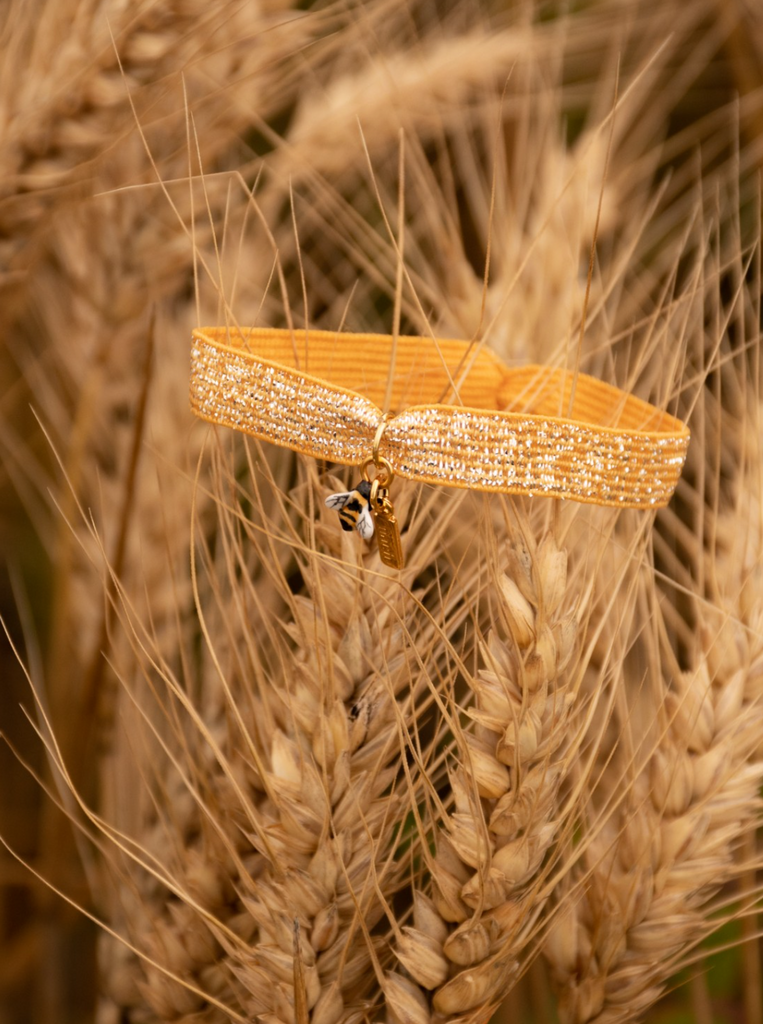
top-left (373, 491), bottom-right (404, 569)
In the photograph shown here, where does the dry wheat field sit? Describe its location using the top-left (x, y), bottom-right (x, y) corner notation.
top-left (1, 1), bottom-right (762, 1023)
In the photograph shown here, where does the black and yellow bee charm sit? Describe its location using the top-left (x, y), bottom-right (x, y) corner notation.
top-left (325, 455), bottom-right (404, 569)
top-left (325, 480), bottom-right (375, 539)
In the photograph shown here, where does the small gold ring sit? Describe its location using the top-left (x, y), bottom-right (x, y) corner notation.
top-left (361, 455), bottom-right (394, 487)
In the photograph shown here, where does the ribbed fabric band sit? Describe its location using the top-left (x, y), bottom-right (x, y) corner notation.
top-left (190, 327), bottom-right (689, 509)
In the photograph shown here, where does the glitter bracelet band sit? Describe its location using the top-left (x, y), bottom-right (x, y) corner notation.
top-left (190, 327), bottom-right (689, 510)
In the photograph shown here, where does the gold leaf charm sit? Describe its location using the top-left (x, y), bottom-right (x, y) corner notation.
top-left (372, 488), bottom-right (405, 569)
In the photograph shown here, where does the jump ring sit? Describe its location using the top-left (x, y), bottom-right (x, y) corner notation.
top-left (361, 455), bottom-right (394, 487)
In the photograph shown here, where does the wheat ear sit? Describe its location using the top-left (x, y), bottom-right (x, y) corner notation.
top-left (96, 455), bottom-right (474, 1023)
top-left (381, 509), bottom-right (588, 1023)
top-left (545, 376), bottom-right (763, 1024)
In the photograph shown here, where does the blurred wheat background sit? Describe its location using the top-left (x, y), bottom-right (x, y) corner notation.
top-left (1, 1), bottom-right (762, 1023)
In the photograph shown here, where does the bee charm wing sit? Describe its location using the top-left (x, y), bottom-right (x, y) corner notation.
top-left (325, 491), bottom-right (353, 510)
top-left (355, 506), bottom-right (375, 540)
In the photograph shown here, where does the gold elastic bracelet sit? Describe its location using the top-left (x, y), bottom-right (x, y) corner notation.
top-left (190, 327), bottom-right (689, 564)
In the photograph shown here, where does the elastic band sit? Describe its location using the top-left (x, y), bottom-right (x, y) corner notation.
top-left (190, 327), bottom-right (689, 509)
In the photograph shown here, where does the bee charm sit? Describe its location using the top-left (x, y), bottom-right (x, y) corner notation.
top-left (325, 480), bottom-right (375, 539)
top-left (325, 477), bottom-right (405, 569)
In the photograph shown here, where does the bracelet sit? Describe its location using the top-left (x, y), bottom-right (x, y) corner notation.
top-left (190, 327), bottom-right (689, 567)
